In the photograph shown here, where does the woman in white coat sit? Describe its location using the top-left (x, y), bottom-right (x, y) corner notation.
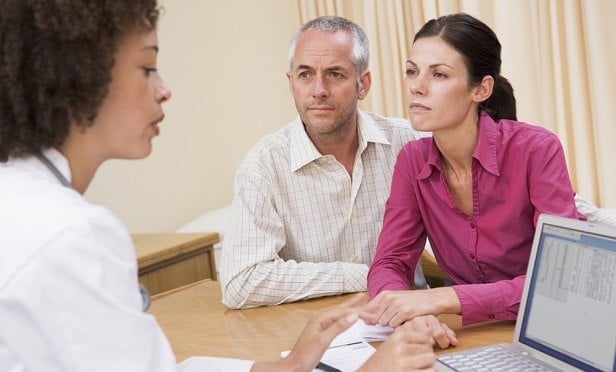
top-left (0, 1), bottom-right (436, 371)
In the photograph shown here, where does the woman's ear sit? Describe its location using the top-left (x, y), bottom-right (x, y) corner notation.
top-left (473, 75), bottom-right (494, 103)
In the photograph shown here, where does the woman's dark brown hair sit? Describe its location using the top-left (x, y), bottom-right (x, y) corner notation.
top-left (414, 13), bottom-right (517, 122)
top-left (0, 0), bottom-right (160, 161)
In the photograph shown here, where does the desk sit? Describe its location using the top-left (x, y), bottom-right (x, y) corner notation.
top-left (132, 233), bottom-right (219, 295)
top-left (149, 280), bottom-right (515, 363)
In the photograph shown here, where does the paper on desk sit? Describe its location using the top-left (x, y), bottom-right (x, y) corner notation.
top-left (281, 320), bottom-right (393, 371)
top-left (331, 318), bottom-right (394, 343)
top-left (358, 320), bottom-right (394, 342)
top-left (282, 340), bottom-right (375, 372)
top-left (318, 340), bottom-right (375, 371)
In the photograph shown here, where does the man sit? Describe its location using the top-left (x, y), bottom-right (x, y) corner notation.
top-left (220, 16), bottom-right (428, 309)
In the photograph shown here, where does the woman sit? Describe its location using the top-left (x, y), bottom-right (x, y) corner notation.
top-left (366, 13), bottom-right (583, 333)
top-left (0, 1), bottom-right (435, 371)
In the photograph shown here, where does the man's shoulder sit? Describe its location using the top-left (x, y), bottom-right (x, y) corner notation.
top-left (363, 111), bottom-right (409, 129)
top-left (236, 121), bottom-right (297, 176)
top-left (361, 111), bottom-right (430, 146)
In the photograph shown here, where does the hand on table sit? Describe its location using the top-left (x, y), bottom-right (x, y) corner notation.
top-left (361, 287), bottom-right (460, 349)
top-left (359, 321), bottom-right (437, 371)
top-left (405, 314), bottom-right (458, 349)
top-left (251, 293), bottom-right (368, 372)
top-left (363, 287), bottom-right (461, 327)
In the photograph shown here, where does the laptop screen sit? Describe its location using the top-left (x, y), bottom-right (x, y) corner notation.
top-left (518, 220), bottom-right (616, 372)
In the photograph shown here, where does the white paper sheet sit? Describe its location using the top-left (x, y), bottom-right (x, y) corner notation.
top-left (281, 319), bottom-right (394, 371)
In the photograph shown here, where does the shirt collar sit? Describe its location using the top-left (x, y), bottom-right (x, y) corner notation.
top-left (43, 148), bottom-right (72, 181)
top-left (289, 110), bottom-right (391, 172)
top-left (417, 111), bottom-right (500, 179)
top-left (473, 112), bottom-right (500, 176)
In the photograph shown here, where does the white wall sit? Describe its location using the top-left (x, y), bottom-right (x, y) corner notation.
top-left (85, 1), bottom-right (616, 233)
top-left (85, 1), bottom-right (300, 232)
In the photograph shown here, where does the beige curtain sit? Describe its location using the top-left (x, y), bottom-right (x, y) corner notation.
top-left (296, 0), bottom-right (616, 208)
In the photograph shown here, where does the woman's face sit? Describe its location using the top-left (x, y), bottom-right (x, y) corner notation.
top-left (403, 36), bottom-right (480, 134)
top-left (88, 29), bottom-right (171, 160)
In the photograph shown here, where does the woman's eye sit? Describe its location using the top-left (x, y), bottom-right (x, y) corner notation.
top-left (405, 68), bottom-right (418, 77)
top-left (143, 67), bottom-right (157, 77)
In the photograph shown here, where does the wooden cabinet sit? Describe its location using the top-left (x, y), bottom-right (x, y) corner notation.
top-left (132, 233), bottom-right (219, 295)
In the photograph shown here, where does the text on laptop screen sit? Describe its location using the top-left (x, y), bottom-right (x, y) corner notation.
top-left (519, 222), bottom-right (616, 371)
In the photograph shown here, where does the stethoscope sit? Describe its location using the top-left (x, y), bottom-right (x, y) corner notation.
top-left (35, 151), bottom-right (152, 311)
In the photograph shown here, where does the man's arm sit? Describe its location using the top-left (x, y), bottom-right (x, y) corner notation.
top-left (219, 169), bottom-right (367, 309)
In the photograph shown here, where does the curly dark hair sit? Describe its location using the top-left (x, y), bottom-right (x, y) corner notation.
top-left (0, 0), bottom-right (160, 161)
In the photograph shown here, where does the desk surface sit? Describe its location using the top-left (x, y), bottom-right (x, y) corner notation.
top-left (149, 280), bottom-right (515, 363)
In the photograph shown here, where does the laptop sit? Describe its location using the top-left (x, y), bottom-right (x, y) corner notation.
top-left (436, 214), bottom-right (616, 372)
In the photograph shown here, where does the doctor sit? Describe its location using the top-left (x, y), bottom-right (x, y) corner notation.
top-left (0, 1), bottom-right (435, 371)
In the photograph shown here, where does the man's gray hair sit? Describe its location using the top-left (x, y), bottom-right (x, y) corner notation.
top-left (288, 16), bottom-right (369, 73)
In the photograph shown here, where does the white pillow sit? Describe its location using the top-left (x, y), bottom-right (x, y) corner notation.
top-left (575, 194), bottom-right (616, 227)
top-left (177, 205), bottom-right (232, 248)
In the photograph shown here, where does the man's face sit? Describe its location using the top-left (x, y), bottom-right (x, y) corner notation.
top-left (287, 29), bottom-right (370, 141)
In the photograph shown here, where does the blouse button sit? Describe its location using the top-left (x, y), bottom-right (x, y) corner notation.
top-left (469, 253), bottom-right (475, 259)
top-left (488, 314), bottom-right (495, 319)
top-left (470, 222), bottom-right (476, 229)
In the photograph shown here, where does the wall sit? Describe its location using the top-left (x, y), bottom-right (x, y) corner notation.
top-left (85, 1), bottom-right (616, 233)
top-left (85, 0), bottom-right (300, 232)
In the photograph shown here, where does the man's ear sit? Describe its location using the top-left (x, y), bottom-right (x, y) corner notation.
top-left (473, 75), bottom-right (494, 103)
top-left (286, 71), bottom-right (293, 94)
top-left (358, 70), bottom-right (371, 100)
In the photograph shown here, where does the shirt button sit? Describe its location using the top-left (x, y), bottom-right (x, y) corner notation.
top-left (488, 314), bottom-right (495, 319)
top-left (470, 222), bottom-right (476, 229)
top-left (469, 253), bottom-right (475, 259)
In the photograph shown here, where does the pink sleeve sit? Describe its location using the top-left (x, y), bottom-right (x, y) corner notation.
top-left (528, 133), bottom-right (584, 222)
top-left (453, 275), bottom-right (525, 326)
top-left (368, 146), bottom-right (426, 297)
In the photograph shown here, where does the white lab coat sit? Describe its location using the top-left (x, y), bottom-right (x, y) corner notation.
top-left (0, 149), bottom-right (253, 371)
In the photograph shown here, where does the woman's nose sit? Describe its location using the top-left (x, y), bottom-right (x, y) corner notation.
top-left (157, 78), bottom-right (172, 102)
top-left (409, 76), bottom-right (425, 96)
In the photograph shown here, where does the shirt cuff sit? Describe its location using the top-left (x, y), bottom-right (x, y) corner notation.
top-left (178, 356), bottom-right (254, 371)
top-left (453, 282), bottom-right (507, 326)
top-left (343, 264), bottom-right (369, 292)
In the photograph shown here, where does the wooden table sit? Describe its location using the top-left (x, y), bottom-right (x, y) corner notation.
top-left (148, 280), bottom-right (515, 363)
top-left (132, 233), bottom-right (219, 295)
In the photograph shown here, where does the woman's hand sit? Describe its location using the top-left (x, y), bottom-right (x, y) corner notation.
top-left (363, 287), bottom-right (461, 327)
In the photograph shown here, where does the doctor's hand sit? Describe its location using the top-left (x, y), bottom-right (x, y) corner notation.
top-left (405, 314), bottom-right (459, 349)
top-left (359, 321), bottom-right (437, 372)
top-left (363, 287), bottom-right (461, 327)
top-left (251, 293), bottom-right (368, 372)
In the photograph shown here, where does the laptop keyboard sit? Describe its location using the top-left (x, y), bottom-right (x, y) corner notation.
top-left (438, 344), bottom-right (550, 371)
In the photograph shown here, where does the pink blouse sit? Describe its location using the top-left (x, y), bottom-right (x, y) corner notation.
top-left (368, 113), bottom-right (583, 325)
